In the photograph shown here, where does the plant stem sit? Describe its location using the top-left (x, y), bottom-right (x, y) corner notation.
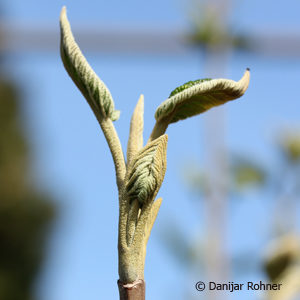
top-left (148, 119), bottom-right (169, 143)
top-left (118, 280), bottom-right (145, 300)
top-left (98, 117), bottom-right (126, 190)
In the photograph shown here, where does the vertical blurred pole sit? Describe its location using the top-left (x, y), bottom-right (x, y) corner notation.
top-left (203, 49), bottom-right (230, 300)
top-left (192, 1), bottom-right (232, 299)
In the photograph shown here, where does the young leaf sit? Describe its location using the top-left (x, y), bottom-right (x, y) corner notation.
top-left (126, 135), bottom-right (168, 206)
top-left (144, 197), bottom-right (163, 243)
top-left (60, 6), bottom-right (120, 121)
top-left (127, 95), bottom-right (144, 166)
top-left (155, 69), bottom-right (250, 124)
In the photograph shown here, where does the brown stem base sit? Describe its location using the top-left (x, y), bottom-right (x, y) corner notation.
top-left (118, 279), bottom-right (145, 300)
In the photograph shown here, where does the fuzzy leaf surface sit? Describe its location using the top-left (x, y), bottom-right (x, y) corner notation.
top-left (60, 7), bottom-right (120, 121)
top-left (155, 69), bottom-right (250, 124)
top-left (126, 135), bottom-right (168, 205)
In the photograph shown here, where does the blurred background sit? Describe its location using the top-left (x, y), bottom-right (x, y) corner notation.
top-left (0, 0), bottom-right (300, 300)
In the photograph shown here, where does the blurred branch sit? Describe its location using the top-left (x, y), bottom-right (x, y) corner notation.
top-left (186, 0), bottom-right (250, 51)
top-left (0, 23), bottom-right (300, 56)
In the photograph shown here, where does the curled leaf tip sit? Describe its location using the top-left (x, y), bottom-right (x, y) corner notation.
top-left (60, 7), bottom-right (120, 121)
top-left (238, 68), bottom-right (250, 94)
top-left (60, 7), bottom-right (68, 33)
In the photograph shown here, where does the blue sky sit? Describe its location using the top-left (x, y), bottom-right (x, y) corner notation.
top-left (5, 0), bottom-right (300, 31)
top-left (3, 1), bottom-right (300, 300)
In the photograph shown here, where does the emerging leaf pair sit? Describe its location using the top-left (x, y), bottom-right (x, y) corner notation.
top-left (60, 6), bottom-right (249, 139)
top-left (59, 5), bottom-right (250, 292)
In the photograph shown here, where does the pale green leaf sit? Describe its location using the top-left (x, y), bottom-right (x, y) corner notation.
top-left (155, 69), bottom-right (250, 124)
top-left (144, 197), bottom-right (162, 243)
top-left (127, 95), bottom-right (144, 166)
top-left (60, 6), bottom-right (120, 121)
top-left (126, 135), bottom-right (168, 205)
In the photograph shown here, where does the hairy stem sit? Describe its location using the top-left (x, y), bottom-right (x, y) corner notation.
top-left (147, 119), bottom-right (169, 143)
top-left (98, 117), bottom-right (126, 190)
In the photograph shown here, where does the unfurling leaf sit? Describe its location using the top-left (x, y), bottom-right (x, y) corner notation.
top-left (155, 69), bottom-right (250, 124)
top-left (60, 7), bottom-right (120, 121)
top-left (126, 135), bottom-right (168, 205)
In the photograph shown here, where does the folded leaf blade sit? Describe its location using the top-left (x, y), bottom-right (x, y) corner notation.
top-left (126, 135), bottom-right (168, 206)
top-left (155, 69), bottom-right (250, 124)
top-left (60, 7), bottom-right (120, 121)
